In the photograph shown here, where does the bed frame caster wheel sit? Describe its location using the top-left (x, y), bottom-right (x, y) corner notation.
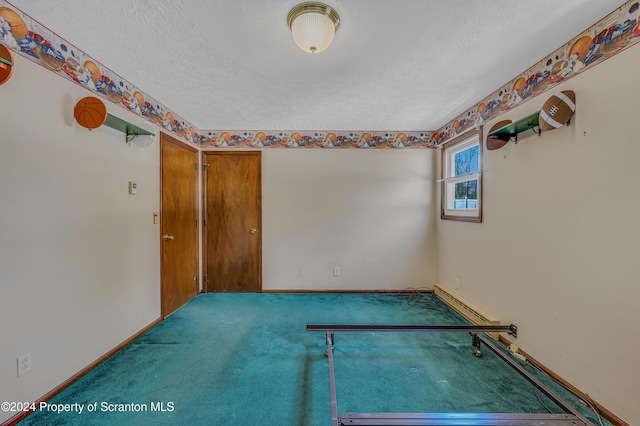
top-left (471, 333), bottom-right (482, 357)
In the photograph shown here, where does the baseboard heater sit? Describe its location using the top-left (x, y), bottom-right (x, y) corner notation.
top-left (434, 283), bottom-right (501, 340)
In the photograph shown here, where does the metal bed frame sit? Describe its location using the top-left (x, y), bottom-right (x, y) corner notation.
top-left (306, 324), bottom-right (593, 426)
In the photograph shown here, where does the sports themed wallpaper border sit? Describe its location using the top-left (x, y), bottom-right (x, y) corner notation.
top-left (200, 130), bottom-right (434, 149)
top-left (1, 1), bottom-right (639, 149)
top-left (432, 0), bottom-right (640, 146)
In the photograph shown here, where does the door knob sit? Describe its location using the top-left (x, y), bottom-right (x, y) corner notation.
top-left (249, 228), bottom-right (258, 234)
top-left (163, 234), bottom-right (175, 241)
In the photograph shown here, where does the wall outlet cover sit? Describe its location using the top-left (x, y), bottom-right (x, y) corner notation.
top-left (17, 352), bottom-right (31, 377)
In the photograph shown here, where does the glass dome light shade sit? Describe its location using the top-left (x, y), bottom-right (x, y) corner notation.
top-left (287, 2), bottom-right (340, 54)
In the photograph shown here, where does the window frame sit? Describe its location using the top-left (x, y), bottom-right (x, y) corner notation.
top-left (440, 128), bottom-right (483, 223)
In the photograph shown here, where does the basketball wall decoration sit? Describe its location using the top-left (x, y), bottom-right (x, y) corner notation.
top-left (0, 44), bottom-right (14, 86)
top-left (538, 90), bottom-right (576, 131)
top-left (74, 96), bottom-right (108, 129)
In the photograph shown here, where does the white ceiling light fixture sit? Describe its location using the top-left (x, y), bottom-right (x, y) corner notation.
top-left (287, 2), bottom-right (340, 54)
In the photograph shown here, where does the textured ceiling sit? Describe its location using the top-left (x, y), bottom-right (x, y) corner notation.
top-left (8, 0), bottom-right (625, 131)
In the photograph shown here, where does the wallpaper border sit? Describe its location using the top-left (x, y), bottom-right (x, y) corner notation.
top-left (2, 1), bottom-right (638, 149)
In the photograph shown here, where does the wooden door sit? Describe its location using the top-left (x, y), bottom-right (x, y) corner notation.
top-left (160, 133), bottom-right (199, 317)
top-left (203, 151), bottom-right (262, 292)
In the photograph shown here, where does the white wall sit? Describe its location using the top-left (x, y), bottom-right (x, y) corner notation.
top-left (0, 55), bottom-right (161, 423)
top-left (263, 148), bottom-right (437, 291)
top-left (436, 44), bottom-right (640, 424)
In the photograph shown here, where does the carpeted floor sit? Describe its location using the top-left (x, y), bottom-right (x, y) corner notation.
top-left (19, 293), bottom-right (607, 425)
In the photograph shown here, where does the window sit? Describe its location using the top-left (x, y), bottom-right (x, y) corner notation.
top-left (440, 128), bottom-right (482, 222)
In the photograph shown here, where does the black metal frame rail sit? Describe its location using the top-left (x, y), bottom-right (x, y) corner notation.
top-left (306, 324), bottom-right (593, 426)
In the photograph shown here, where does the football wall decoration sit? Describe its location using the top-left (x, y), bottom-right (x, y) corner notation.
top-left (486, 120), bottom-right (513, 151)
top-left (538, 91), bottom-right (576, 131)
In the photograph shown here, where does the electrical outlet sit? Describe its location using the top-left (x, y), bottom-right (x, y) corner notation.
top-left (455, 278), bottom-right (460, 290)
top-left (17, 352), bottom-right (31, 377)
top-left (333, 267), bottom-right (340, 277)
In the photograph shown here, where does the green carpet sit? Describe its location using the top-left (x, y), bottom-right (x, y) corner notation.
top-left (19, 293), bottom-right (606, 425)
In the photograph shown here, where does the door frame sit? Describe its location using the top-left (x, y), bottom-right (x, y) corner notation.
top-left (160, 132), bottom-right (200, 317)
top-left (201, 150), bottom-right (262, 293)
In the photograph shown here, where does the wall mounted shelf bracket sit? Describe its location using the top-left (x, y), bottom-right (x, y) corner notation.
top-left (488, 111), bottom-right (541, 144)
top-left (103, 113), bottom-right (155, 143)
